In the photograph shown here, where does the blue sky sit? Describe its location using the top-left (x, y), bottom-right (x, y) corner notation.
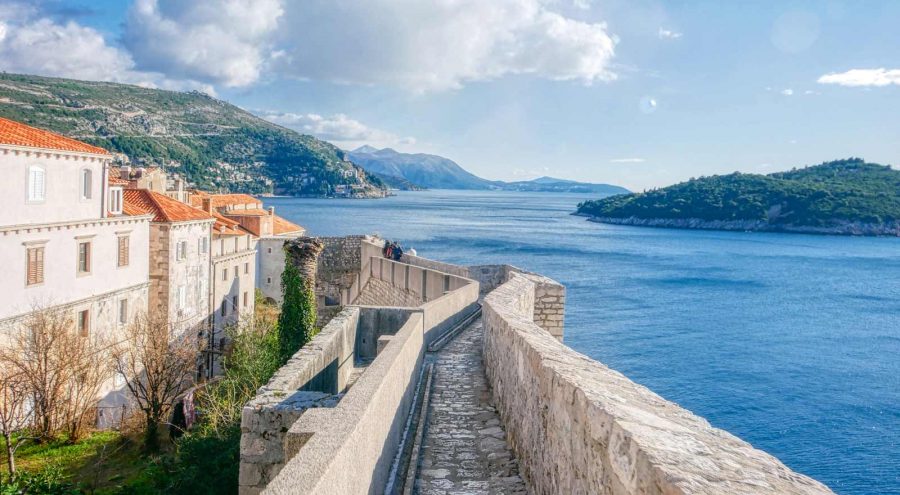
top-left (1, 0), bottom-right (898, 190)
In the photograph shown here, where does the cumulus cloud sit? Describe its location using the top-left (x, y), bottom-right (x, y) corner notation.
top-left (781, 88), bottom-right (794, 96)
top-left (658, 28), bottom-right (682, 40)
top-left (257, 111), bottom-right (415, 149)
top-left (123, 0), bottom-right (283, 88)
top-left (121, 0), bottom-right (617, 92)
top-left (276, 0), bottom-right (616, 92)
top-left (0, 3), bottom-right (213, 92)
top-left (817, 68), bottom-right (900, 87)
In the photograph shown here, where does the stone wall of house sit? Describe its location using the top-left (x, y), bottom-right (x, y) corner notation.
top-left (482, 272), bottom-right (833, 495)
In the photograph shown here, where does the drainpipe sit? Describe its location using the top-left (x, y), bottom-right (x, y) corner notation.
top-left (101, 159), bottom-right (109, 219)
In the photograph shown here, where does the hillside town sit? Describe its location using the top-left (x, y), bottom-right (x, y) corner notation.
top-left (0, 116), bottom-right (306, 427)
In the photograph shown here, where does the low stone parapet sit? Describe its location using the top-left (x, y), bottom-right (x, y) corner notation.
top-left (482, 272), bottom-right (833, 495)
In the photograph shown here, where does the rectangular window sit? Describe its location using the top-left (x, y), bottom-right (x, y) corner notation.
top-left (77, 309), bottom-right (90, 337)
top-left (28, 167), bottom-right (45, 202)
top-left (176, 240), bottom-right (188, 261)
top-left (199, 237), bottom-right (208, 255)
top-left (232, 295), bottom-right (238, 314)
top-left (266, 277), bottom-right (272, 285)
top-left (109, 188), bottom-right (123, 214)
top-left (118, 299), bottom-right (128, 325)
top-left (26, 246), bottom-right (45, 286)
top-left (234, 237), bottom-right (239, 251)
top-left (222, 268), bottom-right (228, 281)
top-left (117, 236), bottom-right (130, 267)
top-left (244, 262), bottom-right (249, 274)
top-left (77, 241), bottom-right (91, 274)
top-left (81, 169), bottom-right (93, 200)
top-left (220, 299), bottom-right (227, 317)
top-left (243, 291), bottom-right (248, 308)
top-left (233, 265), bottom-right (238, 279)
top-left (177, 285), bottom-right (186, 311)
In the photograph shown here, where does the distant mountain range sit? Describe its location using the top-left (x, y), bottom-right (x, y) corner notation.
top-left (576, 158), bottom-right (900, 236)
top-left (347, 146), bottom-right (629, 194)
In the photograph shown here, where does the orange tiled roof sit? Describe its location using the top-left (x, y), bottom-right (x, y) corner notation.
top-left (189, 192), bottom-right (261, 209)
top-left (123, 189), bottom-right (214, 223)
top-left (108, 176), bottom-right (130, 186)
top-left (212, 212), bottom-right (249, 236)
top-left (273, 215), bottom-right (305, 235)
top-left (0, 117), bottom-right (110, 155)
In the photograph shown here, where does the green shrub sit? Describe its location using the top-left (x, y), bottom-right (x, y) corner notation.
top-left (0, 465), bottom-right (77, 495)
top-left (277, 263), bottom-right (317, 363)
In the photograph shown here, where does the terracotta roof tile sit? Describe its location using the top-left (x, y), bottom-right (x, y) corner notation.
top-left (0, 117), bottom-right (110, 155)
top-left (108, 177), bottom-right (130, 186)
top-left (189, 192), bottom-right (261, 209)
top-left (123, 189), bottom-right (214, 223)
top-left (273, 215), bottom-right (305, 235)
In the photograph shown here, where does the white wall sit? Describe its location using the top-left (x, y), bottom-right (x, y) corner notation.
top-left (0, 147), bottom-right (111, 226)
top-left (162, 221), bottom-right (213, 337)
top-left (0, 216), bottom-right (151, 322)
top-left (257, 237), bottom-right (288, 302)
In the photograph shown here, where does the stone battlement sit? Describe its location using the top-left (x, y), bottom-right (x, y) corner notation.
top-left (240, 236), bottom-right (832, 494)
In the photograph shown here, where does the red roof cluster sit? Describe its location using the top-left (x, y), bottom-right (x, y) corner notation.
top-left (123, 189), bottom-right (214, 223)
top-left (0, 117), bottom-right (110, 155)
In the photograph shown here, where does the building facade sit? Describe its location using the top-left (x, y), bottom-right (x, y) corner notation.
top-left (189, 193), bottom-right (305, 304)
top-left (123, 190), bottom-right (214, 346)
top-left (0, 117), bottom-right (151, 414)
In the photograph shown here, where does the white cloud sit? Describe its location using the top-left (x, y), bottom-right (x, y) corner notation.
top-left (658, 28), bottom-right (682, 40)
top-left (257, 111), bottom-right (415, 149)
top-left (610, 158), bottom-right (645, 163)
top-left (123, 0), bottom-right (283, 88)
top-left (781, 88), bottom-right (794, 96)
top-left (276, 0), bottom-right (619, 92)
top-left (0, 3), bottom-right (213, 93)
top-left (571, 0), bottom-right (593, 10)
top-left (817, 68), bottom-right (900, 87)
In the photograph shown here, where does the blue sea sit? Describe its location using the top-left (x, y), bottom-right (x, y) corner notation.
top-left (264, 190), bottom-right (900, 494)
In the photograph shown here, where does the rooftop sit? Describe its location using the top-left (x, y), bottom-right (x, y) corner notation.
top-left (123, 189), bottom-right (214, 223)
top-left (0, 117), bottom-right (110, 156)
top-left (189, 192), bottom-right (261, 209)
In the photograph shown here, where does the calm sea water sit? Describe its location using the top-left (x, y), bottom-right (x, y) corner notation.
top-left (264, 190), bottom-right (900, 494)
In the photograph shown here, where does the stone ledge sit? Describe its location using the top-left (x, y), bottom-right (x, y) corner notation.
top-left (482, 273), bottom-right (833, 495)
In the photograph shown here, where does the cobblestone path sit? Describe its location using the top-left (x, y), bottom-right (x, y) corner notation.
top-left (415, 317), bottom-right (527, 494)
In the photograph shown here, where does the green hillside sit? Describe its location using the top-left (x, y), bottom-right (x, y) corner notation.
top-left (0, 73), bottom-right (386, 196)
top-left (577, 159), bottom-right (900, 230)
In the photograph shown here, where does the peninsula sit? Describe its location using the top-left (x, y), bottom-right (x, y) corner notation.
top-left (576, 158), bottom-right (900, 236)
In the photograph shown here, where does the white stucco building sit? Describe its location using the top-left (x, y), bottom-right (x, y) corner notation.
top-left (0, 117), bottom-right (152, 417)
top-left (123, 189), bottom-right (214, 377)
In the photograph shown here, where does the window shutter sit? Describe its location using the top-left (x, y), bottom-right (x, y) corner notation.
top-left (118, 236), bottom-right (130, 267)
top-left (26, 247), bottom-right (44, 285)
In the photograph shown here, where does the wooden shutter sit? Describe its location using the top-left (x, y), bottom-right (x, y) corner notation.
top-left (26, 247), bottom-right (44, 285)
top-left (118, 236), bottom-right (130, 267)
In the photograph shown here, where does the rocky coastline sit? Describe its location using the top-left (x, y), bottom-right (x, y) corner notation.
top-left (576, 214), bottom-right (900, 236)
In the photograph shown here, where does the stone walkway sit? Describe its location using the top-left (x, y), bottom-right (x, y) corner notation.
top-left (414, 317), bottom-right (527, 495)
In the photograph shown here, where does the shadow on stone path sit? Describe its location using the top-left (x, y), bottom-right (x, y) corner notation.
top-left (415, 317), bottom-right (527, 495)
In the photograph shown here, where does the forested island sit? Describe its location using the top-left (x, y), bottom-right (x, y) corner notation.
top-left (576, 159), bottom-right (900, 236)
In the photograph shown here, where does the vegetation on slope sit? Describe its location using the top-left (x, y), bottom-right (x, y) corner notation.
top-left (577, 159), bottom-right (900, 230)
top-left (0, 73), bottom-right (385, 196)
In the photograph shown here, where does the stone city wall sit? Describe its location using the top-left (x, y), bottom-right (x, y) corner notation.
top-left (354, 277), bottom-right (423, 308)
top-left (242, 240), bottom-right (480, 495)
top-left (266, 312), bottom-right (425, 495)
top-left (482, 272), bottom-right (833, 495)
top-left (239, 307), bottom-right (361, 493)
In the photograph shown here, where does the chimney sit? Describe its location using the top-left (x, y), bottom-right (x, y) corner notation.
top-left (269, 206), bottom-right (275, 216)
top-left (202, 198), bottom-right (213, 214)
